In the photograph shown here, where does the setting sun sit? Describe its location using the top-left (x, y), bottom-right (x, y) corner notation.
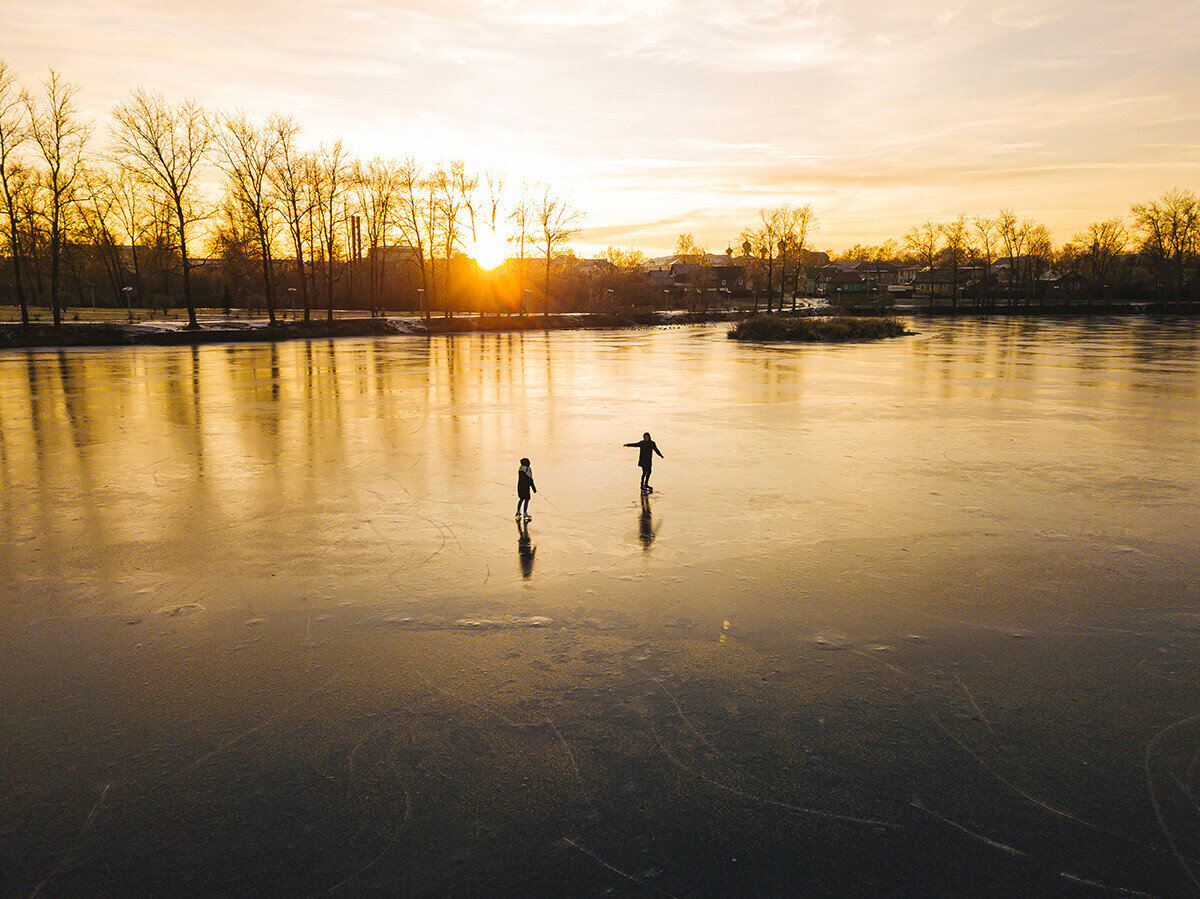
top-left (469, 229), bottom-right (509, 271)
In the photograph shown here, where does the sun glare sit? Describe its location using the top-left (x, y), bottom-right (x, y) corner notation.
top-left (470, 229), bottom-right (509, 271)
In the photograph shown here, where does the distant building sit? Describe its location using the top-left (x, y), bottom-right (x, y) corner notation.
top-left (820, 270), bottom-right (866, 294)
top-left (1037, 270), bottom-right (1085, 301)
top-left (825, 260), bottom-right (907, 287)
top-left (644, 253), bottom-right (745, 291)
top-left (573, 258), bottom-right (617, 278)
top-left (367, 245), bottom-right (423, 270)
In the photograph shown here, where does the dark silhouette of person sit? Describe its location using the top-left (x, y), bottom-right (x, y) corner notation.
top-left (624, 432), bottom-right (663, 493)
top-left (517, 518), bottom-right (536, 578)
top-left (638, 493), bottom-right (660, 551)
top-left (516, 457), bottom-right (536, 521)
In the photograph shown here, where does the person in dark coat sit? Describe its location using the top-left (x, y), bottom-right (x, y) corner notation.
top-left (624, 432), bottom-right (663, 493)
top-left (516, 458), bottom-right (536, 521)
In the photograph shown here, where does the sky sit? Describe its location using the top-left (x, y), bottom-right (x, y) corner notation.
top-left (3, 0), bottom-right (1199, 256)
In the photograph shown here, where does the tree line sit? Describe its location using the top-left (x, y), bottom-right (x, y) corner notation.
top-left (825, 193), bottom-right (1199, 308)
top-left (2, 60), bottom-right (1197, 328)
top-left (0, 61), bottom-right (582, 328)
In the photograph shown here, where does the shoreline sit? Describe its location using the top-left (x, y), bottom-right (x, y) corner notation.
top-left (1, 303), bottom-right (1196, 349)
top-left (0, 311), bottom-right (741, 350)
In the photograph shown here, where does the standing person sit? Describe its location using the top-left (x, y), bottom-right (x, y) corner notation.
top-left (624, 432), bottom-right (663, 494)
top-left (516, 457), bottom-right (536, 521)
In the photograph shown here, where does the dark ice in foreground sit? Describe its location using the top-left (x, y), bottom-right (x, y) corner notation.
top-left (1, 318), bottom-right (1198, 894)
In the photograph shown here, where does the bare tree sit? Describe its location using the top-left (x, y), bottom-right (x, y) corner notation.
top-left (904, 220), bottom-right (940, 308)
top-left (1026, 223), bottom-right (1054, 303)
top-left (1131, 189), bottom-right (1199, 303)
top-left (450, 160), bottom-right (479, 251)
top-left (26, 69), bottom-right (91, 327)
top-left (940, 214), bottom-right (971, 308)
top-left (996, 209), bottom-right (1031, 304)
top-left (216, 111), bottom-right (281, 322)
top-left (309, 140), bottom-right (347, 322)
top-left (839, 240), bottom-right (897, 263)
top-left (599, 246), bottom-right (647, 270)
top-left (270, 117), bottom-right (313, 321)
top-left (18, 172), bottom-right (47, 304)
top-left (508, 181), bottom-right (535, 315)
top-left (673, 233), bottom-right (714, 310)
top-left (108, 160), bottom-right (152, 310)
top-left (142, 195), bottom-right (180, 312)
top-left (484, 170), bottom-right (505, 240)
top-left (416, 165), bottom-right (445, 317)
top-left (739, 212), bottom-right (782, 312)
top-left (738, 205), bottom-right (814, 312)
top-left (207, 198), bottom-right (256, 313)
top-left (533, 184), bottom-right (581, 318)
top-left (972, 216), bottom-right (999, 307)
top-left (775, 204), bottom-right (817, 307)
top-left (433, 161), bottom-right (476, 318)
top-left (76, 165), bottom-right (128, 308)
top-left (395, 158), bottom-right (432, 319)
top-left (111, 89), bottom-right (212, 328)
top-left (1070, 217), bottom-right (1127, 302)
top-left (350, 156), bottom-right (404, 313)
top-left (0, 60), bottom-right (33, 324)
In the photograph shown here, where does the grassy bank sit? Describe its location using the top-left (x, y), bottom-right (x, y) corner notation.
top-left (0, 310), bottom-right (755, 349)
top-left (0, 317), bottom-right (411, 349)
top-left (728, 314), bottom-right (911, 342)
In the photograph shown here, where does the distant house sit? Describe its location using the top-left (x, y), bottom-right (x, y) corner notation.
top-left (820, 270), bottom-right (866, 294)
top-left (991, 255), bottom-right (1051, 279)
top-left (826, 260), bottom-right (907, 287)
top-left (1037, 270), bottom-right (1085, 301)
top-left (911, 266), bottom-right (986, 299)
top-left (644, 253), bottom-right (746, 293)
top-left (573, 258), bottom-right (617, 278)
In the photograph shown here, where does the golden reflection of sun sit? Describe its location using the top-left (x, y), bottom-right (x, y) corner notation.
top-left (469, 229), bottom-right (509, 271)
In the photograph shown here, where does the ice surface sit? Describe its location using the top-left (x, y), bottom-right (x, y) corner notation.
top-left (1, 318), bottom-right (1199, 893)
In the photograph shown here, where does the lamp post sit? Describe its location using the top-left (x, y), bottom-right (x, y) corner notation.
top-left (417, 287), bottom-right (426, 319)
top-left (287, 287), bottom-right (297, 320)
top-left (122, 286), bottom-right (134, 322)
top-left (742, 240), bottom-right (753, 313)
top-left (761, 246), bottom-right (771, 314)
top-left (778, 237), bottom-right (788, 313)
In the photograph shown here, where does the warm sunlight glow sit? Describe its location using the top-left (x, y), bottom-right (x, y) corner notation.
top-left (469, 229), bottom-right (509, 270)
top-left (4, 1), bottom-right (1197, 253)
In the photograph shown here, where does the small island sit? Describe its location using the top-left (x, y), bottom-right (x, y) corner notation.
top-left (727, 314), bottom-right (911, 342)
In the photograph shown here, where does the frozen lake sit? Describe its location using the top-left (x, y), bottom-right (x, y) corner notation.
top-left (2, 318), bottom-right (1199, 893)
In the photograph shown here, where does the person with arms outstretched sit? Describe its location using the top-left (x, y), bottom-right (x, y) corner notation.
top-left (516, 457), bottom-right (536, 521)
top-left (624, 432), bottom-right (663, 494)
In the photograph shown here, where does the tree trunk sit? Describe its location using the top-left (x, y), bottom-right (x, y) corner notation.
top-left (175, 200), bottom-right (198, 328)
top-left (10, 234), bottom-right (28, 326)
top-left (259, 228), bottom-right (275, 325)
top-left (49, 207), bottom-right (62, 328)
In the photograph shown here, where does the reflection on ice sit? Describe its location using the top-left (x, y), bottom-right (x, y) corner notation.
top-left (637, 493), bottom-right (659, 550)
top-left (516, 518), bottom-right (535, 578)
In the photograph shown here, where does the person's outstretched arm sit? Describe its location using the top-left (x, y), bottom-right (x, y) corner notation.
top-left (624, 442), bottom-right (639, 447)
top-left (654, 444), bottom-right (664, 458)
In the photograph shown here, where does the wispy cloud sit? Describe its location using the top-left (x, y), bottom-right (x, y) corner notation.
top-left (2, 0), bottom-right (1197, 253)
